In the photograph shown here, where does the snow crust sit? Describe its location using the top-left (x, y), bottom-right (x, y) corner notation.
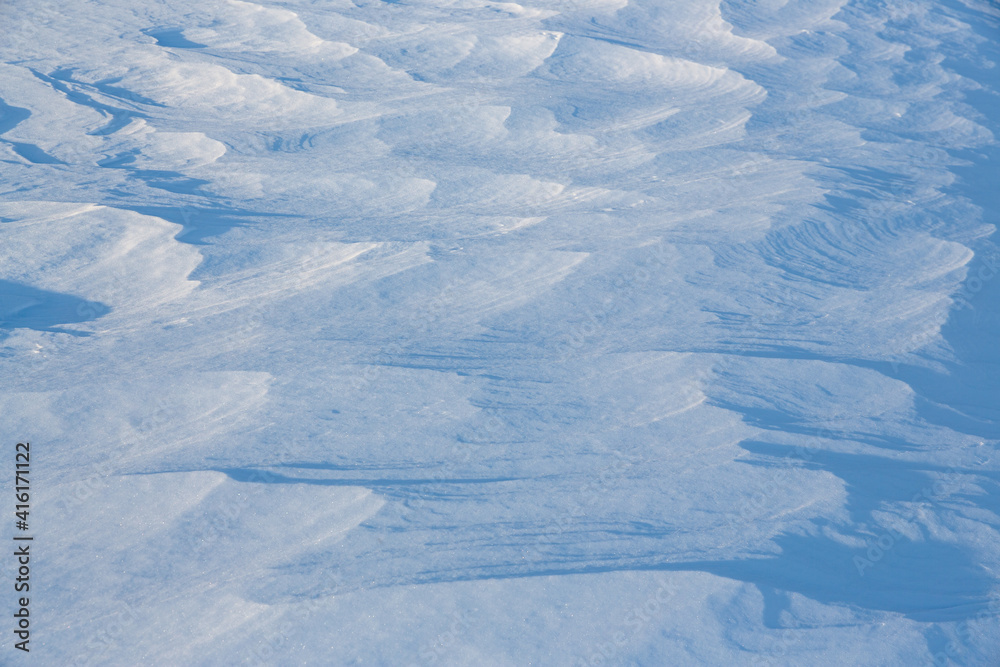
top-left (1, 0), bottom-right (999, 663)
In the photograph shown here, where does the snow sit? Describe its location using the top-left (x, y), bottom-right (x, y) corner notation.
top-left (1, 0), bottom-right (999, 664)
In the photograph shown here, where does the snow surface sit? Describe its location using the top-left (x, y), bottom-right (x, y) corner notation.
top-left (1, 0), bottom-right (999, 664)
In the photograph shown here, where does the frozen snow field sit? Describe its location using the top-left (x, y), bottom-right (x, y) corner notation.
top-left (1, 0), bottom-right (999, 664)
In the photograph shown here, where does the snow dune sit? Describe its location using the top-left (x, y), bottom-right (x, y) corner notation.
top-left (1, 0), bottom-right (999, 664)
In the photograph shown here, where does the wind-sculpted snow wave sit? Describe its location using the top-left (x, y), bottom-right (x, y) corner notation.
top-left (1, 0), bottom-right (998, 663)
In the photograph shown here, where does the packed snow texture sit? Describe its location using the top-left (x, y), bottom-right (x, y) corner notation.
top-left (1, 0), bottom-right (999, 664)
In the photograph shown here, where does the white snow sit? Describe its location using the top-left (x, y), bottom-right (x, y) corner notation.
top-left (1, 0), bottom-right (999, 664)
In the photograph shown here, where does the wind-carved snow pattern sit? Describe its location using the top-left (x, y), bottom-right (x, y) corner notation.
top-left (1, 0), bottom-right (998, 664)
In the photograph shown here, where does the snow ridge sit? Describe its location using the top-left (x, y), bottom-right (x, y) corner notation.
top-left (1, 0), bottom-right (998, 663)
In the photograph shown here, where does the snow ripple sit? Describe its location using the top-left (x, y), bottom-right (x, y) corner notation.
top-left (2, 0), bottom-right (999, 662)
